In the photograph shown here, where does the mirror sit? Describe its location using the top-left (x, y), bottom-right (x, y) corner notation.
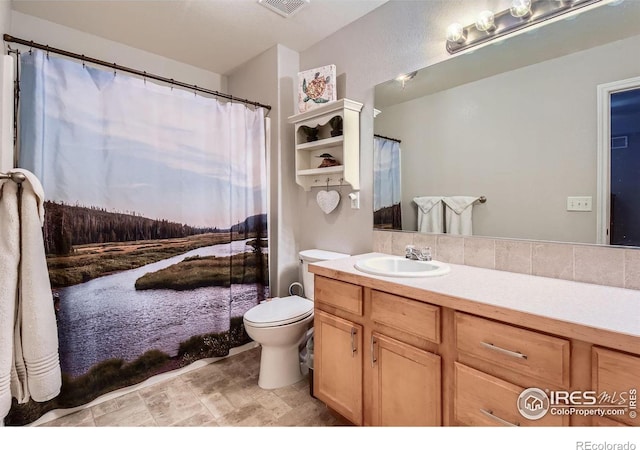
top-left (373, 1), bottom-right (640, 246)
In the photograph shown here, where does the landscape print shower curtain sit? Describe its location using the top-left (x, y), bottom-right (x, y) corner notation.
top-left (7, 50), bottom-right (268, 425)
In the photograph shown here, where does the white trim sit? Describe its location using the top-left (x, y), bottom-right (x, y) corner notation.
top-left (596, 75), bottom-right (640, 245)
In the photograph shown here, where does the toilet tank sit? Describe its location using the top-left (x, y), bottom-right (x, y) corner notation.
top-left (299, 249), bottom-right (350, 301)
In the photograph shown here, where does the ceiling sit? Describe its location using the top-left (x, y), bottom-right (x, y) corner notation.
top-left (11, 0), bottom-right (387, 75)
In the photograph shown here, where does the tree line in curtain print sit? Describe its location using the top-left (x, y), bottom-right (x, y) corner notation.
top-left (42, 199), bottom-right (268, 289)
top-left (43, 200), bottom-right (218, 255)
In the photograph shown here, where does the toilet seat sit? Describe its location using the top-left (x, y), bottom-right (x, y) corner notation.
top-left (244, 295), bottom-right (314, 328)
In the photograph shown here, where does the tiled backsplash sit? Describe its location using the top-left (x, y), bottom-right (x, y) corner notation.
top-left (372, 230), bottom-right (640, 290)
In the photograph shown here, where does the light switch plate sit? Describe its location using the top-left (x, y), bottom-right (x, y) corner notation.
top-left (567, 196), bottom-right (592, 212)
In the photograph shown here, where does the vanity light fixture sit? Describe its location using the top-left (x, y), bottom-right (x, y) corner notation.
top-left (446, 0), bottom-right (603, 54)
top-left (446, 23), bottom-right (466, 44)
top-left (510, 0), bottom-right (533, 18)
top-left (475, 10), bottom-right (496, 32)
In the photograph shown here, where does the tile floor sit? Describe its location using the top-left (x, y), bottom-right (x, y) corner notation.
top-left (40, 345), bottom-right (346, 427)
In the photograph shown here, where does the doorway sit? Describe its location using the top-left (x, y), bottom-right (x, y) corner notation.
top-left (597, 76), bottom-right (640, 246)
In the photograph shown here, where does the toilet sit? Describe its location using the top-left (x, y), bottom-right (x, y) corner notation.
top-left (243, 249), bottom-right (349, 389)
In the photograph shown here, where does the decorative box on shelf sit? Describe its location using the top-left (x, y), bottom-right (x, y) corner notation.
top-left (288, 98), bottom-right (363, 192)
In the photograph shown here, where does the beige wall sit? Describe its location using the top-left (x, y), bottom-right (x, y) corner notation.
top-left (227, 45), bottom-right (300, 297)
top-left (298, 1), bottom-right (458, 256)
top-left (302, 1), bottom-right (640, 273)
top-left (375, 34), bottom-right (640, 244)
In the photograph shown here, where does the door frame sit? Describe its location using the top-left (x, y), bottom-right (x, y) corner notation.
top-left (596, 75), bottom-right (640, 244)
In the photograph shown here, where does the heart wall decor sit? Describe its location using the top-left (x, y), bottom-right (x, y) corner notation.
top-left (316, 190), bottom-right (340, 214)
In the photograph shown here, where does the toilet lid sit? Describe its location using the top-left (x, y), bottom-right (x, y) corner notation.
top-left (244, 296), bottom-right (314, 328)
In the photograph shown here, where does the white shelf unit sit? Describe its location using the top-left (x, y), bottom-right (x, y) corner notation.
top-left (288, 98), bottom-right (363, 191)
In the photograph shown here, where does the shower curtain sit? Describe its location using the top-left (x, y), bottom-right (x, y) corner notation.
top-left (373, 136), bottom-right (402, 230)
top-left (6, 50), bottom-right (269, 425)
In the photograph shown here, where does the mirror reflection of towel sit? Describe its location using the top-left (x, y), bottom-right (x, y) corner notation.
top-left (442, 196), bottom-right (479, 235)
top-left (413, 196), bottom-right (444, 233)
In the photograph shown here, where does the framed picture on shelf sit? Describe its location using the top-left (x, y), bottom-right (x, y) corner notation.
top-left (298, 64), bottom-right (336, 113)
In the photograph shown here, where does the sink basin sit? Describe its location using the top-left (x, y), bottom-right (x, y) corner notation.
top-left (354, 256), bottom-right (450, 278)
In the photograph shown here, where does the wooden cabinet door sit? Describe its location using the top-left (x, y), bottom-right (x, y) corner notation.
top-left (370, 332), bottom-right (442, 426)
top-left (314, 310), bottom-right (363, 425)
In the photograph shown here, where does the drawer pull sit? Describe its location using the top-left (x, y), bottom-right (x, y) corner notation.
top-left (480, 341), bottom-right (527, 360)
top-left (480, 408), bottom-right (520, 427)
top-left (371, 336), bottom-right (377, 367)
top-left (350, 327), bottom-right (357, 356)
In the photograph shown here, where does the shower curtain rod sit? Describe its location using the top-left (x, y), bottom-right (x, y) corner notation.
top-left (374, 133), bottom-right (401, 143)
top-left (0, 171), bottom-right (26, 183)
top-left (3, 34), bottom-right (272, 113)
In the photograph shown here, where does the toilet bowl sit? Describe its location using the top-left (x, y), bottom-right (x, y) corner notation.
top-left (243, 249), bottom-right (349, 389)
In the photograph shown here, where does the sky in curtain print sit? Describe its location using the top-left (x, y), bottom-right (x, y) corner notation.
top-left (19, 50), bottom-right (266, 229)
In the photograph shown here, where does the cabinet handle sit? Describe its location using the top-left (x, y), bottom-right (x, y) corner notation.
top-left (480, 341), bottom-right (527, 360)
top-left (479, 409), bottom-right (520, 427)
top-left (350, 327), bottom-right (357, 356)
top-left (371, 336), bottom-right (377, 367)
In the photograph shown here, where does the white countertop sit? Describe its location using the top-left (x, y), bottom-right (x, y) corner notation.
top-left (311, 253), bottom-right (640, 339)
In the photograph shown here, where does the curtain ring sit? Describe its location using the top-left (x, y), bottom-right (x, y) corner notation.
top-left (193, 84), bottom-right (197, 96)
top-left (45, 45), bottom-right (49, 59)
top-left (113, 63), bottom-right (116, 77)
top-left (170, 78), bottom-right (174, 91)
top-left (29, 41), bottom-right (33, 55)
top-left (143, 71), bottom-right (146, 85)
top-left (81, 55), bottom-right (85, 69)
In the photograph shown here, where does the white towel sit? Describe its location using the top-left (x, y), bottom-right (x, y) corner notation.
top-left (442, 196), bottom-right (480, 236)
top-left (413, 196), bottom-right (444, 233)
top-left (0, 170), bottom-right (61, 422)
top-left (0, 179), bottom-right (20, 419)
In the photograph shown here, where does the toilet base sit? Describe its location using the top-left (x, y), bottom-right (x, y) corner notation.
top-left (257, 344), bottom-right (305, 389)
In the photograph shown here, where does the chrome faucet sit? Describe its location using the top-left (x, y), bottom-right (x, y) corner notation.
top-left (405, 245), bottom-right (432, 261)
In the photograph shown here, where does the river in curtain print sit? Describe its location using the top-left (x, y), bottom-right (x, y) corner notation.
top-left (6, 49), bottom-right (269, 426)
top-left (55, 239), bottom-right (261, 377)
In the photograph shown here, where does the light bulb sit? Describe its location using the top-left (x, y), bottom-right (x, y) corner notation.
top-left (510, 0), bottom-right (532, 18)
top-left (475, 10), bottom-right (495, 32)
top-left (446, 23), bottom-right (465, 43)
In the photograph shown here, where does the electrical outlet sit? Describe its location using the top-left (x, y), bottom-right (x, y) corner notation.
top-left (567, 196), bottom-right (592, 212)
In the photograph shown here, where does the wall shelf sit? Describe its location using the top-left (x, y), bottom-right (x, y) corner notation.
top-left (297, 165), bottom-right (345, 177)
top-left (288, 98), bottom-right (363, 191)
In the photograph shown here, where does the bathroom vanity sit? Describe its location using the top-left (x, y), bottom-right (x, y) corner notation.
top-left (309, 253), bottom-right (640, 427)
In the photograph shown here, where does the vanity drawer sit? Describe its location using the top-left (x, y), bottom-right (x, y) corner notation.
top-left (456, 312), bottom-right (570, 387)
top-left (592, 347), bottom-right (639, 427)
top-left (314, 276), bottom-right (363, 316)
top-left (371, 290), bottom-right (440, 343)
top-left (454, 362), bottom-right (567, 426)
